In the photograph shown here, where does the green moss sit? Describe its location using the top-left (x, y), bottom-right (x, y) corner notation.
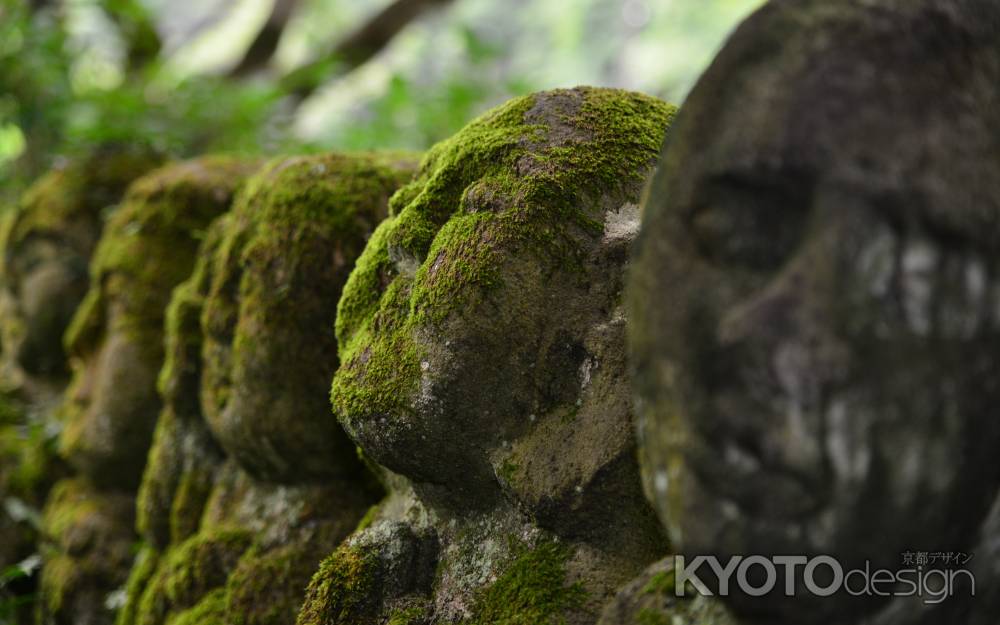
top-left (38, 479), bottom-right (136, 621)
top-left (0, 392), bottom-right (23, 426)
top-left (386, 605), bottom-right (427, 625)
top-left (642, 568), bottom-right (676, 597)
top-left (116, 547), bottom-right (160, 625)
top-left (63, 156), bottom-right (258, 355)
top-left (194, 151), bottom-right (415, 482)
top-left (41, 478), bottom-right (103, 538)
top-left (62, 288), bottom-right (104, 360)
top-left (167, 587), bottom-right (227, 625)
top-left (497, 458), bottom-right (519, 486)
top-left (461, 539), bottom-right (586, 625)
top-left (223, 542), bottom-right (327, 625)
top-left (0, 412), bottom-right (60, 503)
top-left (354, 503), bottom-right (381, 534)
top-left (332, 87), bottom-right (674, 432)
top-left (635, 607), bottom-right (672, 625)
top-left (39, 553), bottom-right (78, 615)
top-left (204, 151), bottom-right (416, 368)
top-left (3, 146), bottom-right (162, 252)
top-left (296, 544), bottom-right (377, 625)
top-left (168, 467), bottom-right (214, 545)
top-left (161, 527), bottom-right (252, 605)
top-left (138, 215), bottom-right (232, 548)
top-left (133, 527), bottom-right (252, 625)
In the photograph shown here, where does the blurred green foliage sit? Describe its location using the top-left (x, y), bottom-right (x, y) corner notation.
top-left (0, 0), bottom-right (764, 205)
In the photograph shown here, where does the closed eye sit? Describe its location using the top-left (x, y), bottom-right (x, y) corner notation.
top-left (688, 174), bottom-right (812, 272)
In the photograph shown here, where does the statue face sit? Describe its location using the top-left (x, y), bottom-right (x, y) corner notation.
top-left (0, 149), bottom-right (162, 384)
top-left (1, 236), bottom-right (89, 378)
top-left (59, 274), bottom-right (163, 491)
top-left (631, 0), bottom-right (1000, 614)
top-left (333, 88), bottom-right (673, 514)
top-left (57, 157), bottom-right (251, 491)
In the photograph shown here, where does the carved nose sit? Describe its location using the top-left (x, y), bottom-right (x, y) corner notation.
top-left (714, 271), bottom-right (848, 490)
top-left (69, 359), bottom-right (96, 406)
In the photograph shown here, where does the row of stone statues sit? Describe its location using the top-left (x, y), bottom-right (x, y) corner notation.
top-left (1, 0), bottom-right (998, 624)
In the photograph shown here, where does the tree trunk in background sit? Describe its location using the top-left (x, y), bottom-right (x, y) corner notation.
top-left (229, 0), bottom-right (301, 77)
top-left (100, 0), bottom-right (163, 74)
top-left (282, 0), bottom-right (455, 103)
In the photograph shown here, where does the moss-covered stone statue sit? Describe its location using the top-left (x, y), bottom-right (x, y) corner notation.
top-left (0, 147), bottom-right (162, 396)
top-left (116, 152), bottom-right (416, 625)
top-left (628, 1), bottom-right (1000, 624)
top-left (0, 147), bottom-right (161, 618)
top-left (295, 86), bottom-right (674, 625)
top-left (39, 157), bottom-right (257, 625)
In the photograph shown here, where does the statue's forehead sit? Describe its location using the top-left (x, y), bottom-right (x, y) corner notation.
top-left (665, 1), bottom-right (1000, 243)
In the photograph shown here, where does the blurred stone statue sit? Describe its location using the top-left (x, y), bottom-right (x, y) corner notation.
top-left (296, 86), bottom-right (674, 625)
top-left (0, 146), bottom-right (160, 619)
top-left (0, 147), bottom-right (161, 401)
top-left (118, 153), bottom-right (415, 625)
top-left (628, 0), bottom-right (1000, 624)
top-left (38, 157), bottom-right (256, 625)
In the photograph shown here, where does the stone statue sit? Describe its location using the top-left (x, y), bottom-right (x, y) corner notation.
top-left (0, 147), bottom-right (160, 619)
top-left (628, 1), bottom-right (1000, 623)
top-left (118, 153), bottom-right (415, 625)
top-left (39, 157), bottom-right (257, 625)
top-left (0, 147), bottom-right (161, 398)
top-left (297, 86), bottom-right (675, 625)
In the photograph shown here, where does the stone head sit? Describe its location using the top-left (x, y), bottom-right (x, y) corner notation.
top-left (333, 87), bottom-right (675, 528)
top-left (199, 153), bottom-right (416, 483)
top-left (630, 0), bottom-right (1000, 620)
top-left (0, 147), bottom-right (160, 383)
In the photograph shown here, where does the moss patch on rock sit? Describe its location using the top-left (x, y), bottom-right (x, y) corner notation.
top-left (4, 147), bottom-right (162, 251)
top-left (58, 156), bottom-right (258, 491)
top-left (132, 527), bottom-right (252, 625)
top-left (0, 147), bottom-right (163, 383)
top-left (64, 156), bottom-right (259, 352)
top-left (198, 152), bottom-right (416, 482)
top-left (167, 587), bottom-right (227, 625)
top-left (137, 215), bottom-right (232, 549)
top-left (596, 558), bottom-right (736, 625)
top-left (461, 539), bottom-right (586, 625)
top-left (295, 543), bottom-right (376, 625)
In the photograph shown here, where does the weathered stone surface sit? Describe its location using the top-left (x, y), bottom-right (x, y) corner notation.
top-left (120, 152), bottom-right (414, 625)
top-left (628, 1), bottom-right (1000, 623)
top-left (299, 86), bottom-right (674, 625)
top-left (37, 157), bottom-right (256, 625)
